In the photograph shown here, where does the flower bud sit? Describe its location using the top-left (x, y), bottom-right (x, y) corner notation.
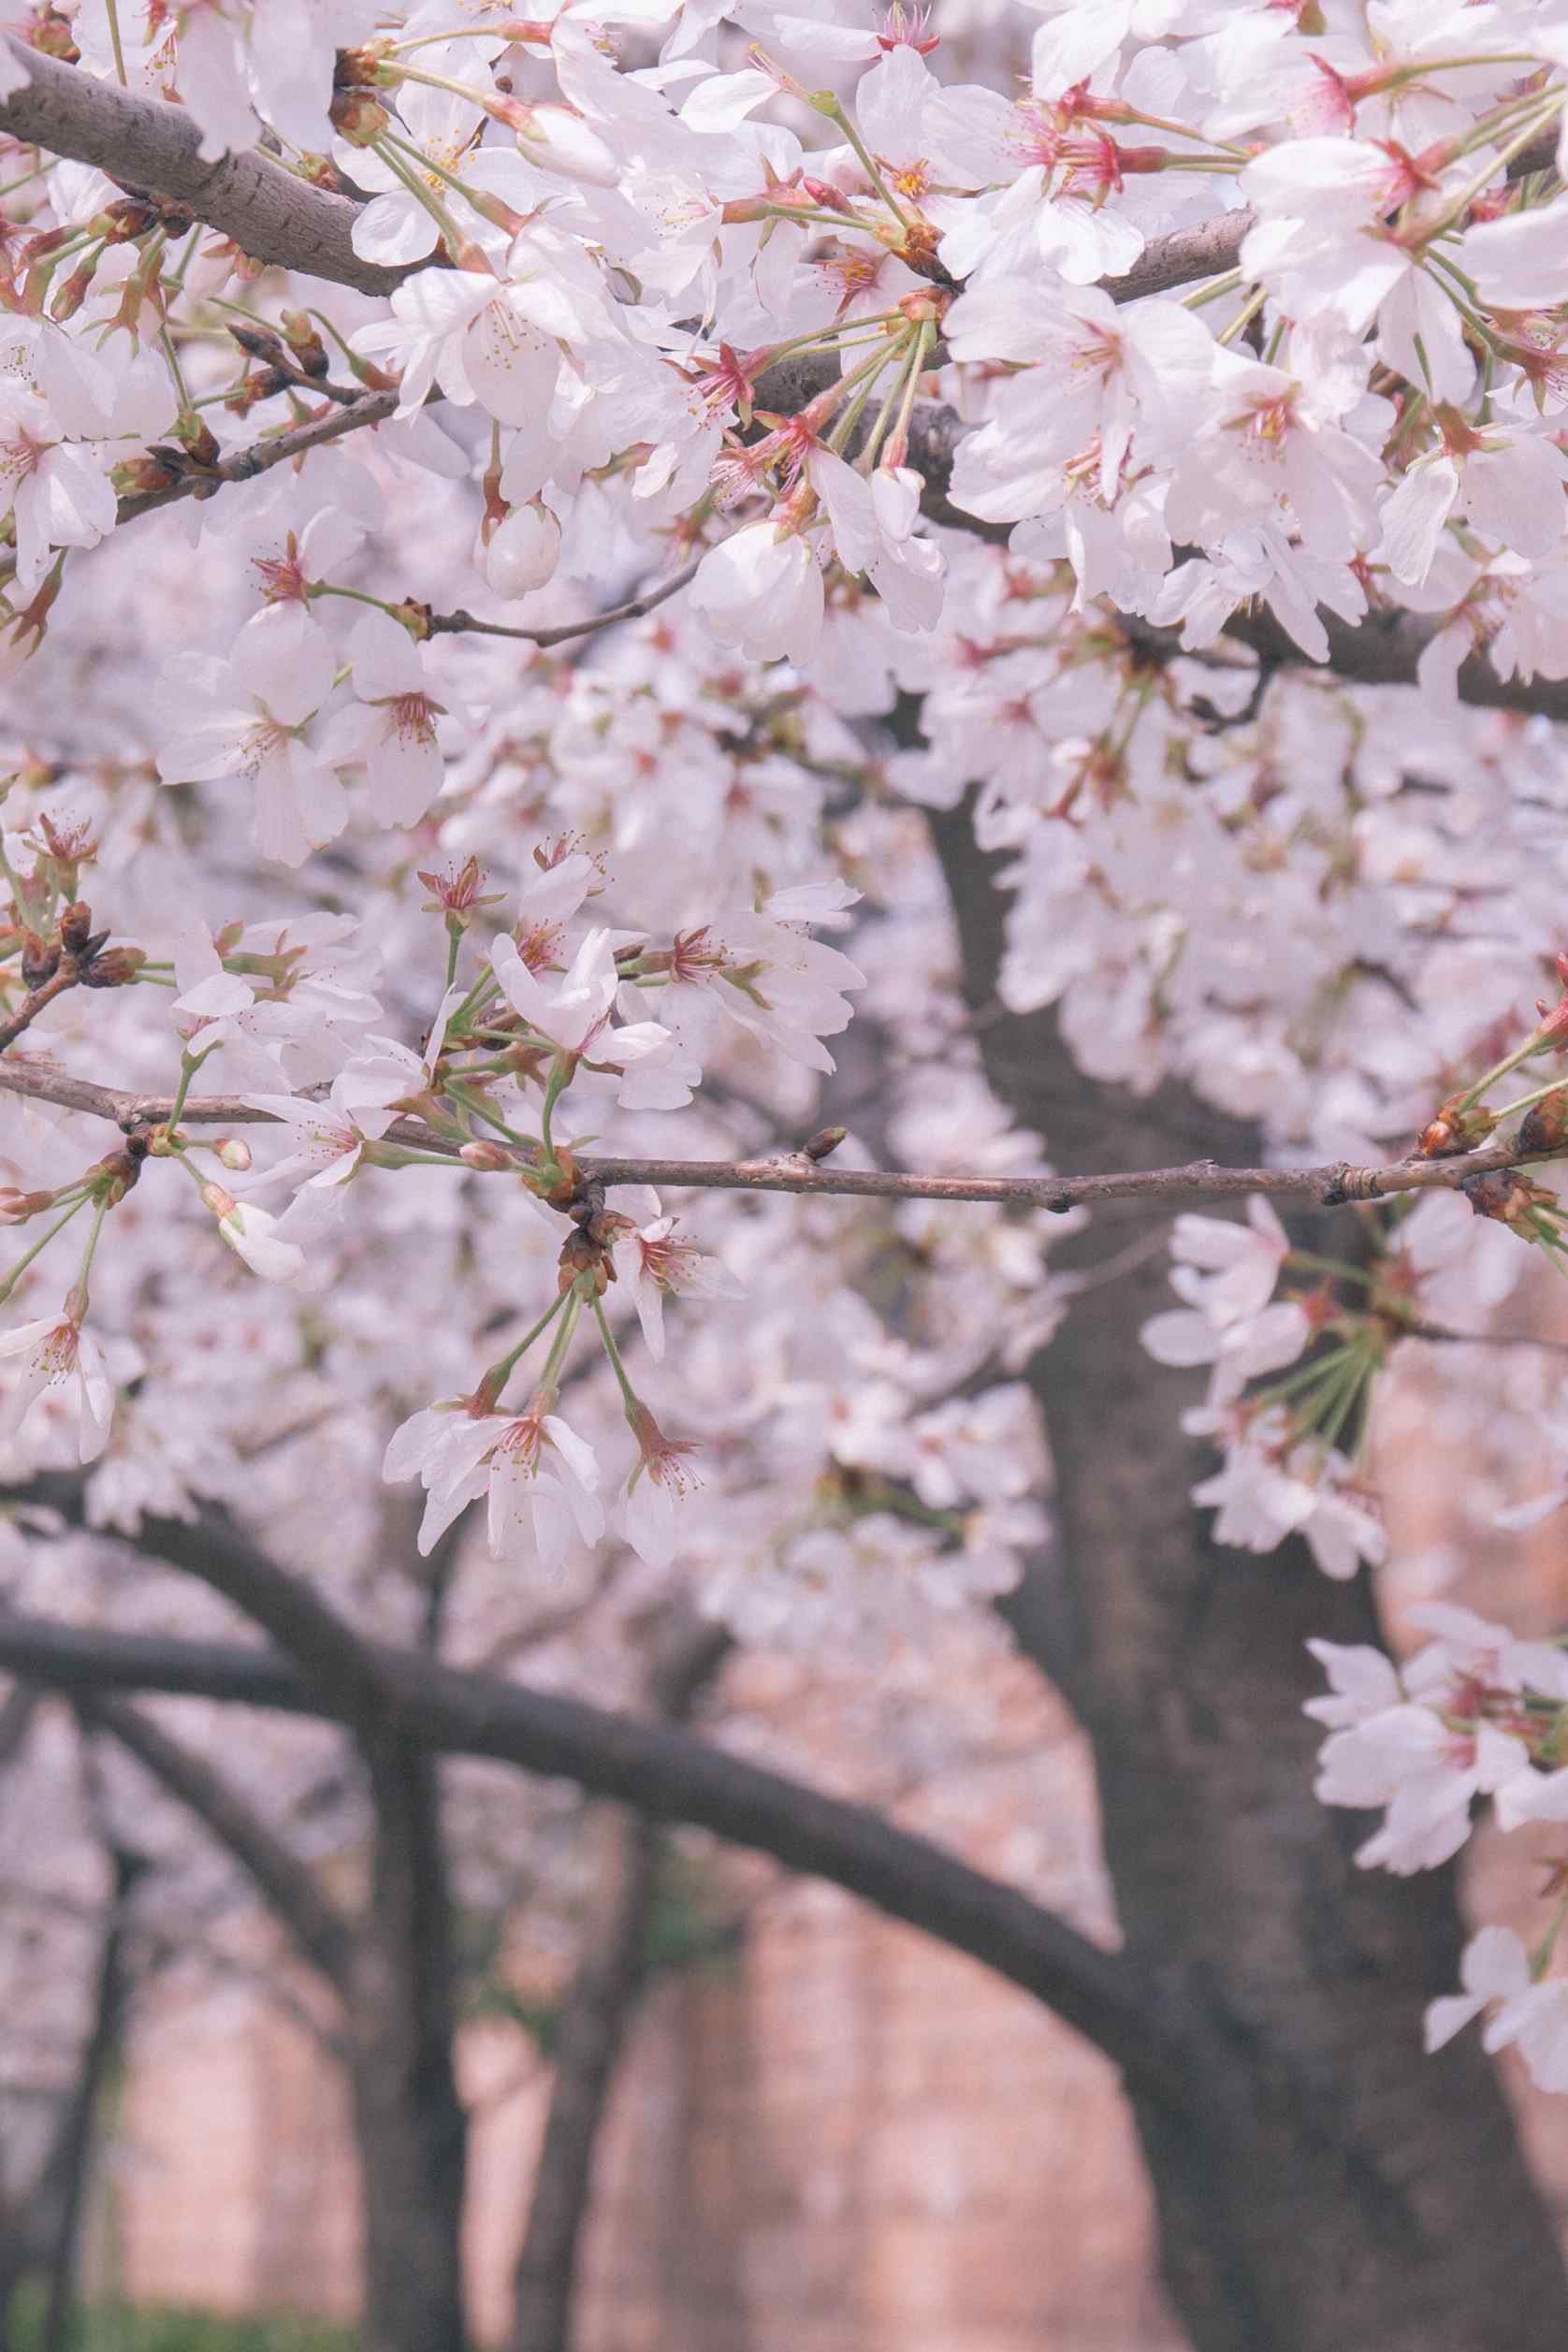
top-left (59, 900), bottom-right (93, 952)
top-left (0, 1187), bottom-right (57, 1223)
top-left (1416, 1095), bottom-right (1495, 1158)
top-left (20, 933), bottom-right (58, 989)
top-left (1520, 1090), bottom-right (1568, 1154)
top-left (483, 501), bottom-right (561, 599)
top-left (214, 1138), bottom-right (254, 1171)
top-left (280, 312), bottom-right (329, 378)
top-left (459, 1140), bottom-right (512, 1170)
top-left (506, 100), bottom-right (619, 187)
top-left (329, 87), bottom-right (392, 145)
top-left (80, 947), bottom-right (146, 989)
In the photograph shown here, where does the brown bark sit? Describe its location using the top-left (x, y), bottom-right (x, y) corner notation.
top-left (76, 1691), bottom-right (469, 2352)
top-left (37, 1841), bottom-right (145, 2352)
top-left (350, 1734), bottom-right (469, 2352)
top-left (510, 1809), bottom-right (659, 2352)
top-left (0, 1576), bottom-right (1190, 2111)
top-left (509, 1623), bottom-right (729, 2352)
top-left (930, 797), bottom-right (1568, 2352)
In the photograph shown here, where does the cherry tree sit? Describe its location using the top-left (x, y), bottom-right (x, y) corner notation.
top-left (8, 1), bottom-right (1568, 2346)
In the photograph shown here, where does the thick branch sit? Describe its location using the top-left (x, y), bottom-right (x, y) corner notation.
top-left (0, 38), bottom-right (411, 296)
top-left (73, 1688), bottom-right (356, 1988)
top-left (0, 1596), bottom-right (1190, 2114)
top-left (0, 1056), bottom-right (1558, 1217)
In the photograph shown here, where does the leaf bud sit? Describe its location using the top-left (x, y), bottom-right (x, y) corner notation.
top-left (59, 899), bottom-right (94, 952)
top-left (329, 87), bottom-right (392, 144)
top-left (20, 933), bottom-right (59, 989)
top-left (1520, 1091), bottom-right (1568, 1154)
top-left (80, 947), bottom-right (147, 989)
top-left (280, 312), bottom-right (330, 377)
top-left (1416, 1095), bottom-right (1495, 1158)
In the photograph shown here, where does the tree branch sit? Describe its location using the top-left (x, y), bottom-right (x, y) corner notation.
top-left (0, 38), bottom-right (413, 297)
top-left (115, 386), bottom-right (400, 524)
top-left (0, 1593), bottom-right (1192, 2114)
top-left (6, 44), bottom-right (1567, 721)
top-left (72, 1688), bottom-right (356, 1989)
top-left (0, 1055), bottom-right (1560, 1219)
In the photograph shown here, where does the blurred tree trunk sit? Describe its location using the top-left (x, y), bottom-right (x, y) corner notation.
top-left (350, 1733), bottom-right (469, 2352)
top-left (931, 799), bottom-right (1568, 2352)
top-left (509, 1623), bottom-right (729, 2352)
top-left (38, 1840), bottom-right (144, 2352)
top-left (510, 1808), bottom-right (658, 2352)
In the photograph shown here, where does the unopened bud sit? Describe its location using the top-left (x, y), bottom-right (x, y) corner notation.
top-left (26, 8), bottom-right (79, 60)
top-left (172, 413), bottom-right (222, 465)
top-left (199, 1182), bottom-right (237, 1219)
top-left (1521, 1091), bottom-right (1568, 1154)
top-left (459, 1140), bottom-right (512, 1170)
top-left (329, 87), bottom-right (392, 144)
top-left (498, 95), bottom-right (619, 185)
top-left (482, 501), bottom-right (560, 598)
top-left (1416, 1095), bottom-right (1496, 1158)
top-left (227, 322), bottom-right (289, 370)
top-left (80, 947), bottom-right (147, 988)
top-left (50, 258), bottom-right (99, 320)
top-left (280, 312), bottom-right (330, 377)
top-left (93, 197), bottom-right (159, 243)
top-left (214, 1138), bottom-right (254, 1171)
top-left (113, 452), bottom-right (186, 501)
top-left (59, 900), bottom-right (93, 951)
top-left (1462, 1169), bottom-right (1545, 1234)
top-left (0, 1187), bottom-right (57, 1223)
top-left (803, 1125), bottom-right (848, 1163)
top-left (20, 933), bottom-right (58, 989)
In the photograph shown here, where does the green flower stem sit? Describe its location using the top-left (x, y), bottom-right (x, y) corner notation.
top-left (538, 1285), bottom-right (586, 1392)
top-left (1421, 99), bottom-right (1566, 240)
top-left (1181, 268), bottom-right (1244, 311)
top-left (67, 1192), bottom-right (112, 1319)
top-left (368, 132), bottom-right (479, 261)
top-left (442, 1082), bottom-right (537, 1151)
top-left (1285, 1250), bottom-right (1375, 1285)
top-left (167, 1045), bottom-right (214, 1132)
top-left (1250, 1346), bottom-right (1359, 1411)
top-left (592, 1294), bottom-right (640, 1412)
top-left (810, 91), bottom-right (912, 229)
top-left (309, 582), bottom-right (400, 616)
top-left (0, 1196), bottom-right (90, 1305)
top-left (478, 1287), bottom-right (570, 1401)
top-left (1530, 1880), bottom-right (1568, 1979)
top-left (1495, 1077), bottom-right (1568, 1123)
top-left (538, 1053), bottom-right (572, 1168)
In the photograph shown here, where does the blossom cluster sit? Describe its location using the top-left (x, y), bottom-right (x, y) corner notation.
top-left (8, 0), bottom-right (1568, 2107)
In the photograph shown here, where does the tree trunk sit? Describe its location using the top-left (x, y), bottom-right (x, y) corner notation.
top-left (510, 1810), bottom-right (658, 2352)
top-left (39, 1844), bottom-right (144, 2352)
top-left (350, 1734), bottom-right (469, 2352)
top-left (510, 1621), bottom-right (729, 2352)
top-left (932, 800), bottom-right (1568, 2352)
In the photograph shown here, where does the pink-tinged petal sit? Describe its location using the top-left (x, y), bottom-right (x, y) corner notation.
top-left (233, 603), bottom-right (337, 725)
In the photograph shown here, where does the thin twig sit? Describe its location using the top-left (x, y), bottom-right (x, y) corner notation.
top-left (1400, 1321), bottom-right (1568, 1357)
top-left (424, 558), bottom-right (702, 652)
top-left (115, 386), bottom-right (399, 524)
top-left (0, 966), bottom-right (80, 1053)
top-left (1, 1057), bottom-right (1565, 1216)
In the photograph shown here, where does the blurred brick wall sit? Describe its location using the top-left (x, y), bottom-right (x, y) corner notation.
top-left (102, 1662), bottom-right (1186, 2352)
